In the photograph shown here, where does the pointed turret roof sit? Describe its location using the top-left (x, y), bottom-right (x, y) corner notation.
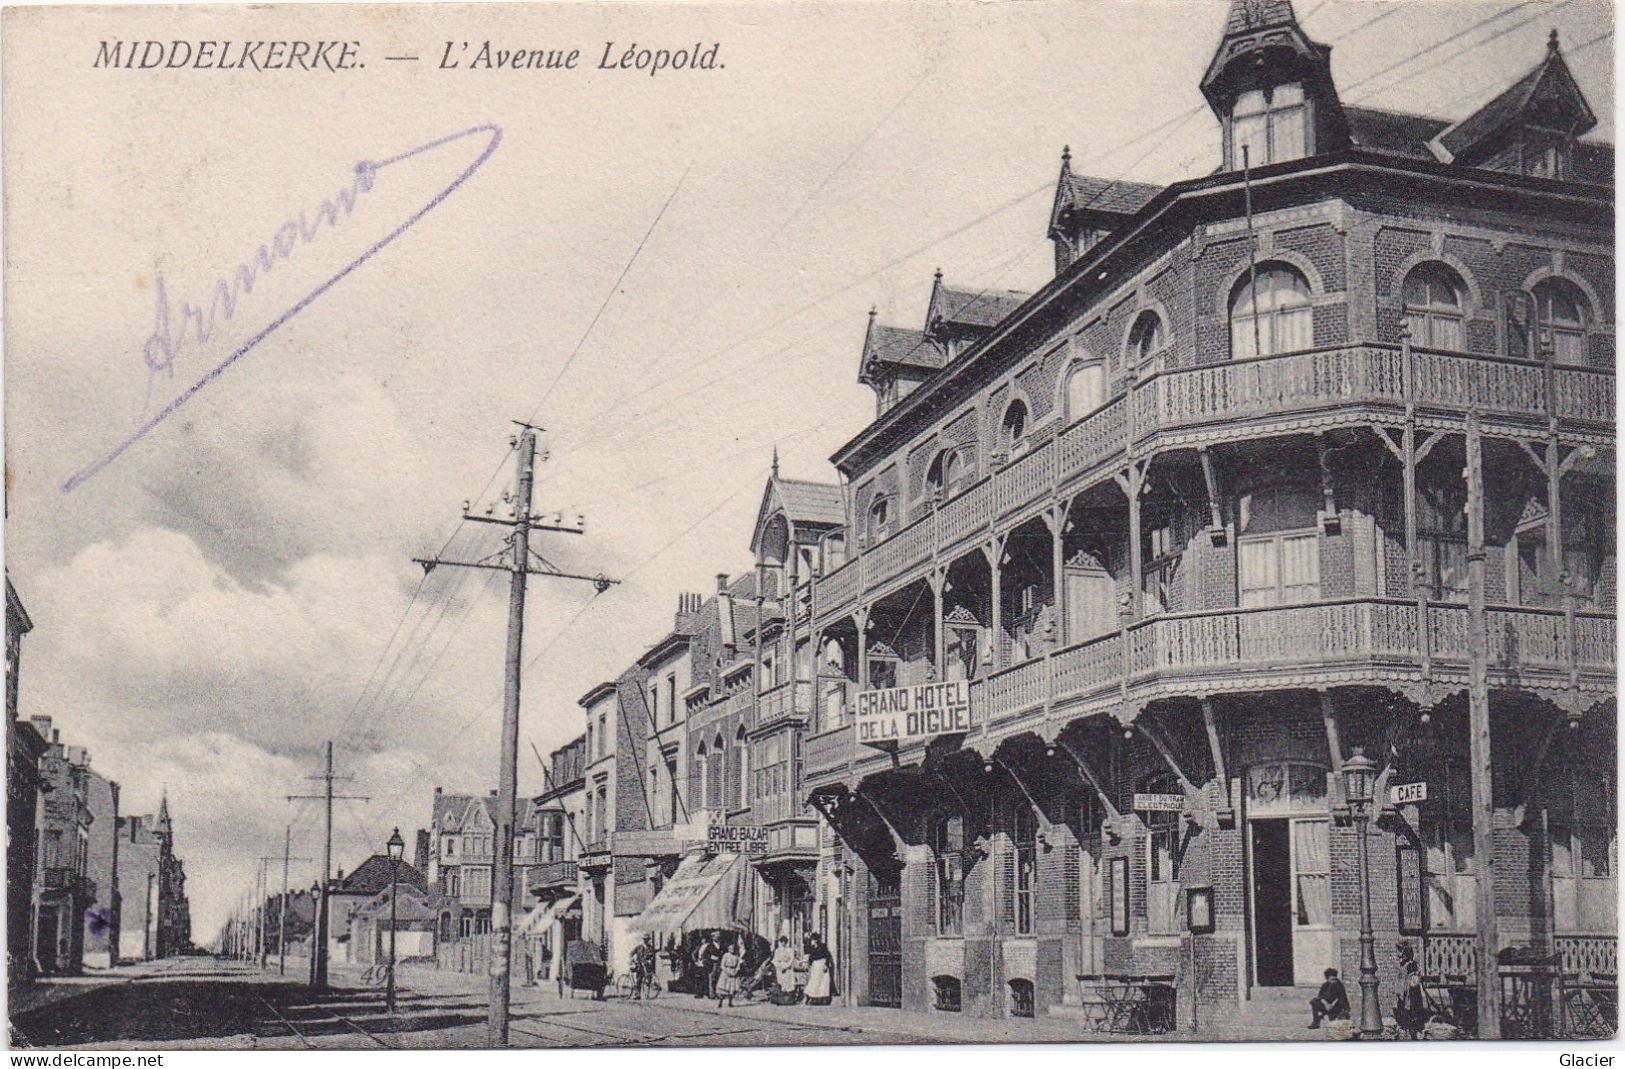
top-left (156, 790), bottom-right (173, 835)
top-left (1201, 0), bottom-right (1343, 126)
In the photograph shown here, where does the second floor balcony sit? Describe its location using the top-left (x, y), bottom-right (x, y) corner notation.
top-left (527, 859), bottom-right (578, 894)
top-left (805, 597), bottom-right (1615, 786)
top-left (757, 679), bottom-right (813, 728)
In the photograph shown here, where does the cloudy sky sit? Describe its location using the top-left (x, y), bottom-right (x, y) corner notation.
top-left (3, 0), bottom-right (1612, 939)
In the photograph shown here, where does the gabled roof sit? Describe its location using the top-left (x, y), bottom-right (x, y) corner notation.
top-left (860, 316), bottom-right (944, 380)
top-left (749, 474), bottom-right (845, 557)
top-left (433, 791), bottom-right (536, 832)
top-left (927, 275), bottom-right (1030, 334)
top-left (1434, 32), bottom-right (1598, 162)
top-left (1050, 157), bottom-right (1164, 233)
top-left (332, 855), bottom-right (427, 896)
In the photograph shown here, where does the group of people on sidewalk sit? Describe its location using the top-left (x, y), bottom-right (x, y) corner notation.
top-left (671, 931), bottom-right (836, 1009)
top-left (1306, 941), bottom-right (1436, 1039)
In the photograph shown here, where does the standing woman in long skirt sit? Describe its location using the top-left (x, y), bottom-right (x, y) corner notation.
top-left (803, 933), bottom-right (834, 1005)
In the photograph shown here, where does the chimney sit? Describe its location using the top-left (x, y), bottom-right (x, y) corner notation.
top-left (414, 829), bottom-right (430, 873)
top-left (434, 786), bottom-right (442, 795)
top-left (676, 591), bottom-right (703, 631)
top-left (716, 573), bottom-right (729, 593)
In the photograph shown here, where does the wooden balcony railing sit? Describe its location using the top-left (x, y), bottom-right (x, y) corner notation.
top-left (528, 859), bottom-right (578, 890)
top-left (759, 679), bottom-right (813, 727)
top-left (1058, 396), bottom-right (1127, 486)
top-left (809, 345), bottom-right (1615, 622)
top-left (806, 600), bottom-right (1614, 775)
top-left (995, 438), bottom-right (1054, 517)
top-left (866, 514), bottom-right (933, 589)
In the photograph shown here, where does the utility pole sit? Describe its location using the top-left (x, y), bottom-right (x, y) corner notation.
top-left (256, 861), bottom-right (267, 968)
top-left (414, 423), bottom-right (617, 1046)
top-left (288, 742), bottom-right (369, 991)
top-left (1465, 408), bottom-right (1502, 1038)
top-left (258, 833), bottom-right (312, 976)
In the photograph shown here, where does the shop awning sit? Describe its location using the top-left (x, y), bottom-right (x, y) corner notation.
top-left (520, 893), bottom-right (579, 935)
top-left (626, 852), bottom-right (750, 936)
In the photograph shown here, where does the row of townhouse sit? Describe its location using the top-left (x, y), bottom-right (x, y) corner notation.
top-left (6, 576), bottom-right (192, 984)
top-left (531, 0), bottom-right (1617, 1033)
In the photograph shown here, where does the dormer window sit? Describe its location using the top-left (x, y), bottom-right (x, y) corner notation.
top-left (1230, 83), bottom-right (1307, 169)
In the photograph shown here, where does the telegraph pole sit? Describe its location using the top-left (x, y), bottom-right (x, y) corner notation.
top-left (413, 423), bottom-right (617, 1046)
top-left (288, 742), bottom-right (369, 990)
top-left (258, 832), bottom-right (311, 976)
top-left (1465, 409), bottom-right (1502, 1037)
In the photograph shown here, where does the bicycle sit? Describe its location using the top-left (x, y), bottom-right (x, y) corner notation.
top-left (614, 970), bottom-right (662, 1000)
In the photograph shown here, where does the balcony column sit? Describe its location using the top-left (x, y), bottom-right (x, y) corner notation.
top-left (854, 607), bottom-right (870, 690)
top-left (981, 535), bottom-right (1007, 673)
top-left (1118, 461), bottom-right (1148, 620)
top-left (1044, 502), bottom-right (1067, 649)
top-left (929, 568), bottom-right (947, 677)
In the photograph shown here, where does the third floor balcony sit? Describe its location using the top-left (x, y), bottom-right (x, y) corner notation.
top-left (812, 343), bottom-right (1614, 623)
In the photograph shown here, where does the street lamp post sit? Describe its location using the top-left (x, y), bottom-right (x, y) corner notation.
top-left (386, 828), bottom-right (404, 1018)
top-left (1342, 748), bottom-right (1384, 1038)
top-left (308, 881), bottom-right (322, 988)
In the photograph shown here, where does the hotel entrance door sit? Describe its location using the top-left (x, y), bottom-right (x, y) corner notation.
top-left (1246, 762), bottom-right (1334, 988)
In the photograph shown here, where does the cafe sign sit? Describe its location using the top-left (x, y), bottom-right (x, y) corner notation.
top-left (1390, 781), bottom-right (1428, 806)
top-left (855, 680), bottom-right (974, 746)
top-left (707, 824), bottom-right (768, 855)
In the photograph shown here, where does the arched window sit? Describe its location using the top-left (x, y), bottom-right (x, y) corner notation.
top-left (1230, 82), bottom-right (1307, 169)
top-left (1064, 361), bottom-right (1104, 423)
top-left (1001, 401), bottom-right (1028, 456)
top-left (1237, 484), bottom-right (1321, 607)
top-left (1403, 264), bottom-right (1467, 351)
top-left (1230, 264), bottom-right (1312, 358)
top-left (930, 812), bottom-right (966, 936)
top-left (692, 743), bottom-right (707, 812)
top-left (730, 727), bottom-right (748, 810)
top-left (709, 733), bottom-right (726, 811)
top-left (1127, 311), bottom-right (1165, 366)
top-left (867, 495), bottom-right (894, 542)
top-left (926, 449), bottom-right (964, 500)
top-left (1534, 277), bottom-right (1592, 367)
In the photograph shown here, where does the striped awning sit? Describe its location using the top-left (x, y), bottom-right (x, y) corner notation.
top-left (626, 852), bottom-right (750, 935)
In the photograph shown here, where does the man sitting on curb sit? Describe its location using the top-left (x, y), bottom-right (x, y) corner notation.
top-left (1309, 967), bottom-right (1350, 1029)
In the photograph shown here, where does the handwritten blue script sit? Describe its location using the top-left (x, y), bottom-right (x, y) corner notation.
top-left (62, 123), bottom-right (504, 493)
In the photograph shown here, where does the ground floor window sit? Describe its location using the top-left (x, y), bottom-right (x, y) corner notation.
top-left (931, 814), bottom-right (966, 936)
top-left (1547, 767), bottom-right (1617, 932)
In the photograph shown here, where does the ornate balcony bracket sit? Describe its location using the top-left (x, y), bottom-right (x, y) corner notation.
top-left (1200, 700), bottom-right (1235, 827)
top-left (1054, 737), bottom-right (1123, 844)
top-left (1511, 709), bottom-right (1574, 829)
